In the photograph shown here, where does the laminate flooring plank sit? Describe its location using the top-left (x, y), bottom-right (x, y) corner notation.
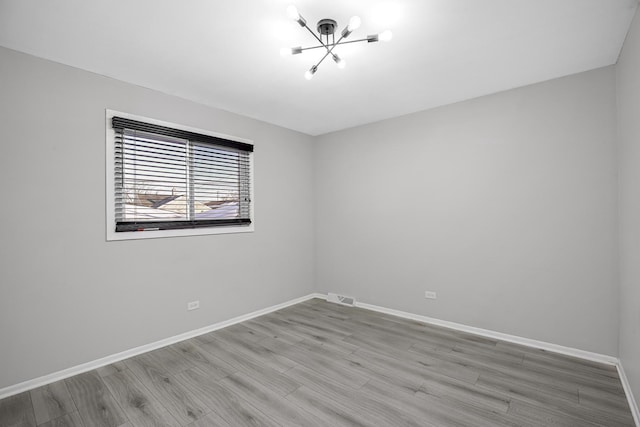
top-left (476, 370), bottom-right (580, 408)
top-left (265, 311), bottom-right (353, 340)
top-left (346, 345), bottom-right (493, 401)
top-left (478, 373), bottom-right (632, 426)
top-left (0, 391), bottom-right (36, 427)
top-left (30, 380), bottom-right (77, 425)
top-left (124, 353), bottom-right (172, 385)
top-left (340, 315), bottom-right (460, 352)
top-left (126, 410), bottom-right (183, 427)
top-left (520, 360), bottom-right (624, 396)
top-left (284, 386), bottom-right (379, 427)
top-left (259, 336), bottom-right (370, 389)
top-left (167, 341), bottom-right (236, 381)
top-left (244, 316), bottom-right (310, 342)
top-left (341, 329), bottom-right (415, 353)
top-left (501, 340), bottom-right (598, 365)
top-left (330, 303), bottom-right (448, 334)
top-left (447, 342), bottom-right (525, 366)
top-left (416, 371), bottom-right (512, 413)
top-left (37, 412), bottom-right (84, 427)
top-left (284, 364), bottom-right (435, 427)
top-left (205, 324), bottom-right (266, 344)
top-left (522, 356), bottom-right (626, 393)
top-left (455, 339), bottom-right (528, 358)
top-left (123, 345), bottom-right (194, 385)
top-left (290, 335), bottom-right (359, 357)
top-left (531, 356), bottom-right (620, 379)
top-left (260, 311), bottom-right (352, 342)
top-left (364, 378), bottom-right (520, 427)
top-left (207, 331), bottom-right (297, 373)
top-left (143, 347), bottom-right (194, 376)
top-left (97, 362), bottom-right (128, 378)
top-left (495, 339), bottom-right (619, 378)
top-left (332, 352), bottom-right (424, 396)
top-left (289, 301), bottom-right (352, 321)
top-left (410, 343), bottom-right (551, 388)
top-left (578, 384), bottom-right (634, 414)
top-left (303, 301), bottom-right (365, 321)
top-left (353, 345), bottom-right (481, 385)
top-left (343, 303), bottom-right (499, 350)
top-left (278, 304), bottom-right (356, 332)
top-left (183, 412), bottom-right (231, 427)
top-left (65, 371), bottom-right (127, 427)
top-left (102, 369), bottom-right (179, 427)
top-left (413, 342), bottom-right (582, 399)
top-left (507, 398), bottom-right (609, 427)
top-left (281, 304), bottom-right (358, 333)
top-left (521, 346), bottom-right (620, 374)
top-left (241, 318), bottom-right (306, 345)
top-left (135, 374), bottom-right (208, 426)
top-left (173, 368), bottom-right (281, 427)
top-left (195, 338), bottom-right (300, 396)
top-left (218, 372), bottom-right (328, 427)
top-left (412, 340), bottom-right (520, 370)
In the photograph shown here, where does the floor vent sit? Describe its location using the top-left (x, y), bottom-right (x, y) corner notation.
top-left (327, 293), bottom-right (356, 307)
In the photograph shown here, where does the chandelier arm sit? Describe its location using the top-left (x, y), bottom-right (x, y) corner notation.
top-left (304, 25), bottom-right (330, 50)
top-left (299, 36), bottom-right (373, 52)
top-left (333, 37), bottom-right (373, 45)
top-left (312, 33), bottom-right (347, 71)
top-left (313, 49), bottom-right (333, 70)
top-left (300, 45), bottom-right (327, 52)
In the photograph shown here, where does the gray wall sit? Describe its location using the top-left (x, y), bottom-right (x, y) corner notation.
top-left (617, 6), bottom-right (640, 408)
top-left (0, 46), bottom-right (315, 389)
top-left (314, 67), bottom-right (619, 356)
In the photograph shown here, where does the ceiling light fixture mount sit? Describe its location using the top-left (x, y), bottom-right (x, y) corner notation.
top-left (282, 5), bottom-right (393, 80)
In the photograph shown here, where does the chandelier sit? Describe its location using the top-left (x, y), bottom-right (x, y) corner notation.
top-left (281, 5), bottom-right (393, 80)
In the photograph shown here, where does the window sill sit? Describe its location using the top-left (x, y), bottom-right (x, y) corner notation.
top-left (106, 223), bottom-right (254, 241)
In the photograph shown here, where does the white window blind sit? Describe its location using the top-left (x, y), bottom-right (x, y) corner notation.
top-left (112, 117), bottom-right (252, 232)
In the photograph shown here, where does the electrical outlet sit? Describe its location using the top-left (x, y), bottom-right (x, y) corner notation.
top-left (187, 300), bottom-right (200, 311)
top-left (424, 291), bottom-right (437, 299)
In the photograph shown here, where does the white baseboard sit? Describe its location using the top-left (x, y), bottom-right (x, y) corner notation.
top-left (0, 293), bottom-right (320, 400)
top-left (617, 362), bottom-right (640, 426)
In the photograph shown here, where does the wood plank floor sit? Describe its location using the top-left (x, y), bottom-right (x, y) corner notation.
top-left (0, 298), bottom-right (634, 426)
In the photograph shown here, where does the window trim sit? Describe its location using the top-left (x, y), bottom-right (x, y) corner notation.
top-left (105, 109), bottom-right (254, 241)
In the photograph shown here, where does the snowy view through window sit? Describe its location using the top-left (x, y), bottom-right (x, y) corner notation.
top-left (118, 129), bottom-right (247, 223)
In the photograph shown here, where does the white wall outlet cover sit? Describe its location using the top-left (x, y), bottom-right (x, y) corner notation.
top-left (187, 301), bottom-right (200, 311)
top-left (425, 291), bottom-right (437, 299)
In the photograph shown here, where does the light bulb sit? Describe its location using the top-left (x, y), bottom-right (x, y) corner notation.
top-left (348, 16), bottom-right (361, 31)
top-left (333, 55), bottom-right (346, 69)
top-left (304, 66), bottom-right (317, 80)
top-left (280, 47), bottom-right (292, 56)
top-left (379, 30), bottom-right (393, 42)
top-left (286, 5), bottom-right (299, 20)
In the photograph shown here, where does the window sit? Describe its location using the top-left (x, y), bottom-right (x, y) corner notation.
top-left (107, 112), bottom-right (253, 240)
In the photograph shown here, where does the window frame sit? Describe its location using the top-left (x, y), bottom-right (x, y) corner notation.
top-left (105, 109), bottom-right (254, 241)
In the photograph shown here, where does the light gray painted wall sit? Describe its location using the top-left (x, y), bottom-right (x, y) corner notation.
top-left (0, 46), bottom-right (315, 389)
top-left (617, 7), bottom-right (640, 408)
top-left (314, 67), bottom-right (619, 355)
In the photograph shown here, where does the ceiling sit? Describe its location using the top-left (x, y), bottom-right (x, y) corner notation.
top-left (0, 0), bottom-right (637, 136)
